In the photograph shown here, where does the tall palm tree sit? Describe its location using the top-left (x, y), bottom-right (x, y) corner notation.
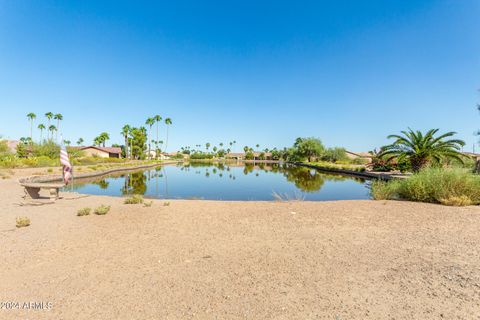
top-left (380, 128), bottom-right (465, 172)
top-left (145, 117), bottom-right (155, 158)
top-left (94, 136), bottom-right (102, 147)
top-left (99, 132), bottom-right (110, 147)
top-left (26, 113), bottom-right (36, 143)
top-left (164, 117), bottom-right (172, 152)
top-left (48, 125), bottom-right (57, 141)
top-left (153, 115), bottom-right (162, 157)
top-left (37, 123), bottom-right (45, 142)
top-left (121, 125), bottom-right (131, 159)
top-left (64, 140), bottom-right (71, 146)
top-left (77, 138), bottom-right (84, 146)
top-left (206, 142), bottom-right (211, 152)
top-left (45, 112), bottom-right (53, 139)
top-left (54, 113), bottom-right (63, 141)
top-left (256, 144), bottom-right (260, 150)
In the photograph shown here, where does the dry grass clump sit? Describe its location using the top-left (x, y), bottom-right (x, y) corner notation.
top-left (163, 202), bottom-right (170, 206)
top-left (371, 168), bottom-right (480, 206)
top-left (124, 194), bottom-right (144, 204)
top-left (439, 195), bottom-right (472, 206)
top-left (16, 217), bottom-right (31, 228)
top-left (94, 205), bottom-right (111, 215)
top-left (143, 200), bottom-right (153, 207)
top-left (77, 207), bottom-right (91, 216)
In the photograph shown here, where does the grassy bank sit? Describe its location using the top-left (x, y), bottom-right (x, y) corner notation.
top-left (371, 168), bottom-right (480, 206)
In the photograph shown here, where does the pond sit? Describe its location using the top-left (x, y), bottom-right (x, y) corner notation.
top-left (67, 162), bottom-right (371, 201)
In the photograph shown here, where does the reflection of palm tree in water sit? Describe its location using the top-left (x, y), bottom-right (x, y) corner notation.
top-left (94, 179), bottom-right (110, 190)
top-left (121, 171), bottom-right (147, 195)
top-left (162, 167), bottom-right (169, 198)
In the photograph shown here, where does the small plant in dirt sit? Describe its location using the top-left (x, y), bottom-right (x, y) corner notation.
top-left (124, 194), bottom-right (144, 204)
top-left (163, 202), bottom-right (170, 206)
top-left (143, 200), bottom-right (153, 207)
top-left (77, 207), bottom-right (91, 216)
top-left (16, 217), bottom-right (30, 228)
top-left (94, 205), bottom-right (111, 215)
top-left (47, 168), bottom-right (53, 173)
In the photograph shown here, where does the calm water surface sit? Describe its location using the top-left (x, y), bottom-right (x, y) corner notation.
top-left (68, 162), bottom-right (371, 201)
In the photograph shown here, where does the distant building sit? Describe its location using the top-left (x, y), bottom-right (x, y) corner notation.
top-left (78, 146), bottom-right (122, 158)
top-left (3, 140), bottom-right (20, 153)
top-left (462, 152), bottom-right (480, 160)
top-left (345, 151), bottom-right (373, 163)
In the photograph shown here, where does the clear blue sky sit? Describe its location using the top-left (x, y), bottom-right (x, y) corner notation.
top-left (0, 0), bottom-right (479, 152)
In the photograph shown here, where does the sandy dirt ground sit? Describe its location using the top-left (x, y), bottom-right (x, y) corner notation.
top-left (0, 168), bottom-right (479, 319)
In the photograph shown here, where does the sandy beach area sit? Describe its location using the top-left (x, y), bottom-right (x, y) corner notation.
top-left (0, 168), bottom-right (479, 319)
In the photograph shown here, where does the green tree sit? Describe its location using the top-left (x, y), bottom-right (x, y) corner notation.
top-left (37, 123), bottom-right (45, 142)
top-left (206, 142), bottom-right (211, 152)
top-left (129, 127), bottom-right (147, 159)
top-left (164, 117), bottom-right (172, 152)
top-left (76, 138), bottom-right (84, 146)
top-left (145, 117), bottom-right (155, 158)
top-left (48, 125), bottom-right (57, 141)
top-left (380, 128), bottom-right (465, 172)
top-left (45, 112), bottom-right (53, 140)
top-left (26, 113), bottom-right (36, 143)
top-left (293, 137), bottom-right (325, 162)
top-left (64, 140), bottom-right (71, 146)
top-left (54, 113), bottom-right (63, 141)
top-left (153, 115), bottom-right (162, 157)
top-left (99, 132), bottom-right (110, 147)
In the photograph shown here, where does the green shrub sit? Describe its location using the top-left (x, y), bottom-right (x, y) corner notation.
top-left (190, 152), bottom-right (214, 160)
top-left (370, 180), bottom-right (402, 200)
top-left (94, 205), bottom-right (111, 215)
top-left (371, 168), bottom-right (480, 206)
top-left (124, 194), bottom-right (144, 204)
top-left (16, 217), bottom-right (31, 228)
top-left (77, 207), bottom-right (91, 216)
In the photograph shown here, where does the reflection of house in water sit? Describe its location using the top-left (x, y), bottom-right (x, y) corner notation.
top-left (225, 152), bottom-right (273, 161)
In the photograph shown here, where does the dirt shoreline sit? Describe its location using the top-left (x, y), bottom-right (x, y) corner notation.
top-left (0, 168), bottom-right (479, 319)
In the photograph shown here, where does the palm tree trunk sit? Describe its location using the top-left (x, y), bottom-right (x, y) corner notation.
top-left (156, 122), bottom-right (159, 159)
top-left (124, 135), bottom-right (129, 160)
top-left (148, 127), bottom-right (151, 159)
top-left (165, 126), bottom-right (169, 153)
top-left (56, 120), bottom-right (59, 142)
top-left (475, 159), bottom-right (480, 174)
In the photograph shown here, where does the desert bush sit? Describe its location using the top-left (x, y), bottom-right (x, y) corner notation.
top-left (163, 202), bottom-right (170, 206)
top-left (370, 180), bottom-right (402, 200)
top-left (143, 200), bottom-right (153, 207)
top-left (371, 168), bottom-right (480, 206)
top-left (77, 207), bottom-right (92, 216)
top-left (124, 194), bottom-right (144, 204)
top-left (94, 205), bottom-right (111, 215)
top-left (16, 217), bottom-right (30, 228)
